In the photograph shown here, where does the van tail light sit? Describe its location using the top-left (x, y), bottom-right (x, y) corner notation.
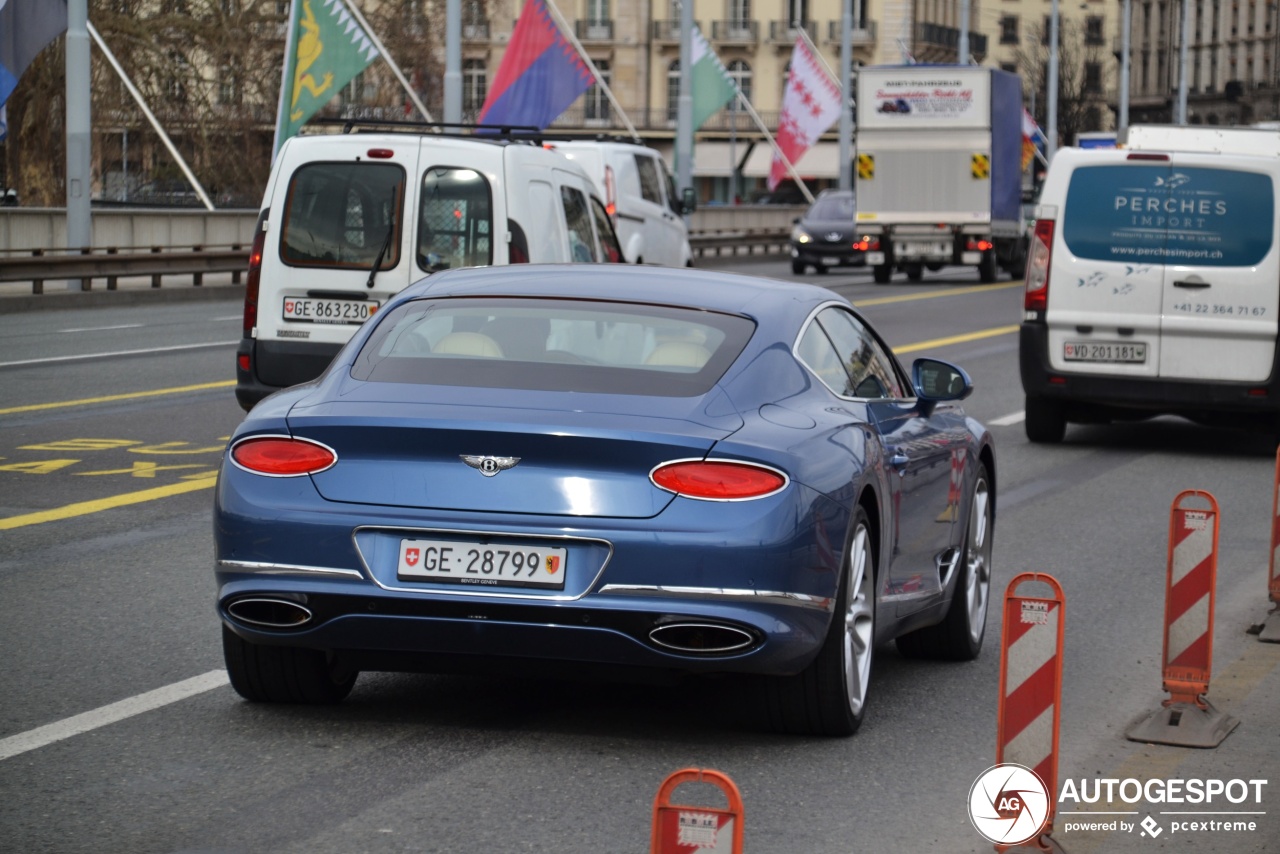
top-left (1025, 219), bottom-right (1054, 312)
top-left (967, 238), bottom-right (994, 252)
top-left (650, 460), bottom-right (788, 501)
top-left (854, 236), bottom-right (875, 251)
top-left (230, 436), bottom-right (337, 477)
top-left (243, 210), bottom-right (268, 336)
top-left (604, 165), bottom-right (617, 221)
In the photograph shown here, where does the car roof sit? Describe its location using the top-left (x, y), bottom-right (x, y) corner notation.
top-left (395, 264), bottom-right (841, 318)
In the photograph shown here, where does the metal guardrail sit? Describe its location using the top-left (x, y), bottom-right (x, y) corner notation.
top-left (0, 245), bottom-right (247, 294)
top-left (0, 230), bottom-right (792, 295)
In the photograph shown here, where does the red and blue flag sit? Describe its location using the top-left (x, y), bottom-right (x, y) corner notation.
top-left (477, 0), bottom-right (594, 130)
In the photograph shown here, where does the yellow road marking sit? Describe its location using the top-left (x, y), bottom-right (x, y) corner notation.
top-left (853, 281), bottom-right (1023, 307)
top-left (0, 380), bottom-right (235, 416)
top-left (0, 476), bottom-right (218, 530)
top-left (894, 324), bottom-right (1020, 354)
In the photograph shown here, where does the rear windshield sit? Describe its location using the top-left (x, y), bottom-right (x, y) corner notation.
top-left (280, 162), bottom-right (404, 268)
top-left (350, 297), bottom-right (755, 396)
top-left (417, 166), bottom-right (494, 272)
top-left (808, 195), bottom-right (855, 220)
top-left (1063, 164), bottom-right (1275, 266)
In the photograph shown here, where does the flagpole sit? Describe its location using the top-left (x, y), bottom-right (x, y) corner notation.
top-left (87, 23), bottom-right (214, 210)
top-left (796, 27), bottom-right (839, 86)
top-left (271, 0), bottom-right (300, 158)
top-left (541, 0), bottom-right (639, 140)
top-left (339, 0), bottom-right (435, 124)
top-left (730, 88), bottom-right (815, 204)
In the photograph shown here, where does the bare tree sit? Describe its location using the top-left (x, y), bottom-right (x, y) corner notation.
top-left (1014, 19), bottom-right (1110, 148)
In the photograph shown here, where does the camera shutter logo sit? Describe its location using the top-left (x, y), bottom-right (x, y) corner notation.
top-left (968, 763), bottom-right (1051, 845)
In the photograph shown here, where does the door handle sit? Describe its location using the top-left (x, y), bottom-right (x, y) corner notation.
top-left (1173, 278), bottom-right (1211, 289)
top-left (889, 452), bottom-right (910, 467)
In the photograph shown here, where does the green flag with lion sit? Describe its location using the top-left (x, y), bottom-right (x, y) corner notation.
top-left (273, 0), bottom-right (380, 156)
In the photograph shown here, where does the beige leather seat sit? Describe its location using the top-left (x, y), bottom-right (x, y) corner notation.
top-left (432, 332), bottom-right (504, 358)
top-left (644, 341), bottom-right (711, 369)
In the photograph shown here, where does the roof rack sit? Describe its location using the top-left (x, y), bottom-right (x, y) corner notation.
top-left (307, 119), bottom-right (644, 147)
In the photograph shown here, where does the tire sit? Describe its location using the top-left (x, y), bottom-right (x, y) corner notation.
top-left (222, 624), bottom-right (357, 704)
top-left (791, 259), bottom-right (807, 275)
top-left (905, 263), bottom-right (924, 282)
top-left (873, 264), bottom-right (892, 284)
top-left (978, 249), bottom-right (998, 282)
top-left (763, 507), bottom-right (876, 736)
top-left (1025, 395), bottom-right (1067, 444)
top-left (895, 462), bottom-right (993, 661)
top-left (813, 263), bottom-right (829, 274)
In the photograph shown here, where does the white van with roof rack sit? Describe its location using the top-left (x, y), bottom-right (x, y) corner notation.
top-left (544, 139), bottom-right (694, 267)
top-left (235, 124), bottom-right (624, 411)
top-left (1019, 124), bottom-right (1280, 441)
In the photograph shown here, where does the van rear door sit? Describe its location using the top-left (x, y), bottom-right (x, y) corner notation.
top-left (1049, 151), bottom-right (1166, 379)
top-left (1156, 154), bottom-right (1279, 382)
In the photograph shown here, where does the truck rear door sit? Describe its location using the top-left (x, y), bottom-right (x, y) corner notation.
top-left (1157, 154), bottom-right (1279, 382)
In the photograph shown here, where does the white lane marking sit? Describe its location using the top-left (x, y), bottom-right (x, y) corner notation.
top-left (990, 410), bottom-right (1026, 426)
top-left (58, 323), bottom-right (146, 333)
top-left (0, 341), bottom-right (237, 368)
top-left (210, 315), bottom-right (242, 321)
top-left (0, 670), bottom-right (229, 761)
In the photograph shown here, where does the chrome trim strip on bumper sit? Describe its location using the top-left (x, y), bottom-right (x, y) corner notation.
top-left (597, 584), bottom-right (833, 611)
top-left (217, 560), bottom-right (365, 579)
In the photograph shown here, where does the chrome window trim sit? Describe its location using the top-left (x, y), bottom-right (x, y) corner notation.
top-left (352, 525), bottom-right (614, 601)
top-left (597, 583), bottom-right (834, 612)
top-left (217, 559), bottom-right (364, 579)
top-left (792, 300), bottom-right (916, 403)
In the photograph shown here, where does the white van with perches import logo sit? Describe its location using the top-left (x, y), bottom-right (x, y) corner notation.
top-left (1019, 125), bottom-right (1280, 442)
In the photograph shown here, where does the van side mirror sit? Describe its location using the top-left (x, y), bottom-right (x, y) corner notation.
top-left (681, 187), bottom-right (697, 215)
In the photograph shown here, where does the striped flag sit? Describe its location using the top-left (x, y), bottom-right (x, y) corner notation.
top-left (768, 37), bottom-right (841, 190)
top-left (477, 0), bottom-right (594, 130)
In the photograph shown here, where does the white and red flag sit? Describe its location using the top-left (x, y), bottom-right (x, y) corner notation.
top-left (768, 36), bottom-right (842, 190)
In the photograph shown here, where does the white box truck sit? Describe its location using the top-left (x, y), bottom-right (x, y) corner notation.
top-left (854, 65), bottom-right (1028, 284)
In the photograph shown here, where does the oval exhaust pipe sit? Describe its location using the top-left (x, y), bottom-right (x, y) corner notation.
top-left (649, 622), bottom-right (756, 654)
top-left (227, 598), bottom-right (313, 629)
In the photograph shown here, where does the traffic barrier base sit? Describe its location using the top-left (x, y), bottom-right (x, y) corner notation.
top-left (1260, 608), bottom-right (1280, 643)
top-left (1125, 697), bottom-right (1239, 748)
top-left (1125, 490), bottom-right (1239, 748)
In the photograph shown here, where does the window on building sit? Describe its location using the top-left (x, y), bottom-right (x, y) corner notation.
top-left (728, 60), bottom-right (752, 103)
top-left (218, 61), bottom-right (240, 105)
top-left (667, 60), bottom-right (680, 120)
top-left (586, 0), bottom-right (610, 24)
top-left (788, 0), bottom-right (809, 26)
top-left (1084, 62), bottom-right (1102, 93)
top-left (1085, 16), bottom-right (1104, 44)
top-left (1000, 15), bottom-right (1019, 44)
top-left (463, 59), bottom-right (487, 114)
top-left (729, 0), bottom-right (751, 24)
top-left (585, 60), bottom-right (611, 120)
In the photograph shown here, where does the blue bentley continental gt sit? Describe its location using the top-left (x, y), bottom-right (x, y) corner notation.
top-left (215, 265), bottom-right (996, 736)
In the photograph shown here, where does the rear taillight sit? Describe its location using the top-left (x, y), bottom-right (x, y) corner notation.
top-left (243, 210), bottom-right (268, 336)
top-left (650, 459), bottom-right (788, 501)
top-left (854, 236), bottom-right (874, 251)
top-left (967, 238), bottom-right (994, 252)
top-left (1025, 219), bottom-right (1054, 312)
top-left (230, 436), bottom-right (337, 477)
top-left (604, 165), bottom-right (617, 221)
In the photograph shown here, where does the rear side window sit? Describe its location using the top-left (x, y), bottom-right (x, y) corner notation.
top-left (589, 197), bottom-right (624, 263)
top-left (635, 155), bottom-right (664, 205)
top-left (1062, 164), bottom-right (1275, 267)
top-left (280, 162), bottom-right (404, 268)
top-left (798, 307), bottom-right (905, 399)
top-left (561, 186), bottom-right (599, 262)
top-left (350, 297), bottom-right (755, 396)
top-left (417, 167), bottom-right (493, 272)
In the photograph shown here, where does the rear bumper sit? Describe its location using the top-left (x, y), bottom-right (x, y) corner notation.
top-left (235, 337), bottom-right (343, 411)
top-left (1019, 323), bottom-right (1280, 419)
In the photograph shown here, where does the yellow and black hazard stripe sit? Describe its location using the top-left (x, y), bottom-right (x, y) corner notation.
top-left (856, 153), bottom-right (874, 180)
top-left (971, 153), bottom-right (990, 179)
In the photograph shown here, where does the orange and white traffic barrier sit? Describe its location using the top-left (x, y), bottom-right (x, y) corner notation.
top-left (1262, 447), bottom-right (1280, 643)
top-left (994, 572), bottom-right (1066, 852)
top-left (650, 769), bottom-right (744, 854)
top-left (1126, 490), bottom-right (1239, 748)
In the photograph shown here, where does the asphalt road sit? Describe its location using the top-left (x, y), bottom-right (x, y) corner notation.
top-left (1, 260), bottom-right (1276, 854)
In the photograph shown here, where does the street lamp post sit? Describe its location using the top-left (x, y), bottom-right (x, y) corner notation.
top-left (1047, 0), bottom-right (1060, 159)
